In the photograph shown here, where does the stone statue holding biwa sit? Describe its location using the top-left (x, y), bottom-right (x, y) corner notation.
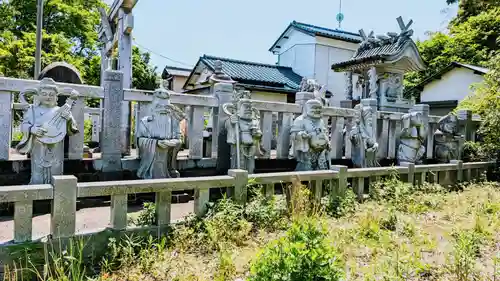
top-left (136, 84), bottom-right (186, 179)
top-left (397, 109), bottom-right (427, 164)
top-left (289, 97), bottom-right (331, 171)
top-left (222, 90), bottom-right (265, 173)
top-left (16, 78), bottom-right (79, 184)
top-left (349, 101), bottom-right (379, 168)
top-left (434, 113), bottom-right (464, 164)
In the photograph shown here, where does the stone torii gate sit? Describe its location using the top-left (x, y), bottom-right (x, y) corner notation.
top-left (98, 0), bottom-right (138, 156)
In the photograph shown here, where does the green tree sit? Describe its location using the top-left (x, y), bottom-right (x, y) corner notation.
top-left (0, 0), bottom-right (158, 89)
top-left (456, 52), bottom-right (500, 157)
top-left (446, 0), bottom-right (500, 26)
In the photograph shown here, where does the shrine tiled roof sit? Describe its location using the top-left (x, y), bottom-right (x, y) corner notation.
top-left (200, 55), bottom-right (303, 90)
top-left (331, 17), bottom-right (426, 72)
top-left (331, 36), bottom-right (411, 70)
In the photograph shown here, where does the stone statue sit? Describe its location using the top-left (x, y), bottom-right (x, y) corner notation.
top-left (16, 78), bottom-right (79, 184)
top-left (349, 103), bottom-right (379, 168)
top-left (299, 78), bottom-right (329, 106)
top-left (344, 72), bottom-right (353, 100)
top-left (397, 110), bottom-right (427, 164)
top-left (368, 67), bottom-right (378, 99)
top-left (136, 86), bottom-right (185, 179)
top-left (434, 113), bottom-right (463, 163)
top-left (385, 73), bottom-right (403, 102)
top-left (223, 90), bottom-right (265, 173)
top-left (289, 99), bottom-right (331, 171)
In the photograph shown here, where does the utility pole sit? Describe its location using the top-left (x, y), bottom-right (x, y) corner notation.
top-left (34, 0), bottom-right (44, 79)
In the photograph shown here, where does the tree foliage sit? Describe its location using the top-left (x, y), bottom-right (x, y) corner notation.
top-left (0, 0), bottom-right (157, 89)
top-left (405, 6), bottom-right (500, 92)
top-left (457, 53), bottom-right (500, 157)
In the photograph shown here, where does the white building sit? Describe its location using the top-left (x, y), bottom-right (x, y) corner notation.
top-left (412, 62), bottom-right (489, 116)
top-left (269, 21), bottom-right (363, 106)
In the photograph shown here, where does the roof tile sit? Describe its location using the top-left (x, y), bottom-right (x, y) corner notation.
top-left (201, 55), bottom-right (303, 89)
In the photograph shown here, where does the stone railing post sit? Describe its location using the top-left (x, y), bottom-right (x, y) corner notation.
top-left (401, 163), bottom-right (415, 186)
top-left (331, 165), bottom-right (348, 199)
top-left (451, 160), bottom-right (463, 183)
top-left (457, 109), bottom-right (473, 142)
top-left (362, 98), bottom-right (378, 142)
top-left (228, 169), bottom-right (248, 205)
top-left (51, 175), bottom-right (77, 238)
top-left (212, 82), bottom-right (234, 158)
top-left (101, 70), bottom-right (124, 172)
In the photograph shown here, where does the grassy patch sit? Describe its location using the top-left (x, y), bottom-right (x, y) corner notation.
top-left (4, 181), bottom-right (500, 281)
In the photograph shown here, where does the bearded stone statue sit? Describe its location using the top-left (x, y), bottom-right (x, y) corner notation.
top-left (136, 86), bottom-right (185, 179)
top-left (16, 78), bottom-right (79, 184)
top-left (289, 99), bottom-right (331, 171)
top-left (434, 113), bottom-right (463, 164)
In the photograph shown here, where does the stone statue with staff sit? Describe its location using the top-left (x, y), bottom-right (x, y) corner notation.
top-left (222, 90), bottom-right (266, 173)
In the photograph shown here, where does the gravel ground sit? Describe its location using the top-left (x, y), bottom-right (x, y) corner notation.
top-left (0, 201), bottom-right (194, 243)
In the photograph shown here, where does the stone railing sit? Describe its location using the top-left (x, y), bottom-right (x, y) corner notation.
top-left (0, 70), bottom-right (481, 167)
top-left (0, 160), bottom-right (492, 244)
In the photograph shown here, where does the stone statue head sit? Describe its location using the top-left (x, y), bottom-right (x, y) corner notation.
top-left (305, 99), bottom-right (323, 119)
top-left (151, 87), bottom-right (171, 115)
top-left (35, 78), bottom-right (59, 107)
top-left (438, 113), bottom-right (459, 135)
top-left (402, 111), bottom-right (423, 129)
top-left (235, 91), bottom-right (253, 120)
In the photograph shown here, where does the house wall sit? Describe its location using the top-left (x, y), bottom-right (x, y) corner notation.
top-left (277, 29), bottom-right (316, 79)
top-left (251, 91), bottom-right (288, 103)
top-left (420, 68), bottom-right (485, 102)
top-left (275, 31), bottom-right (364, 107)
top-left (314, 42), bottom-right (363, 106)
top-left (172, 75), bottom-right (188, 92)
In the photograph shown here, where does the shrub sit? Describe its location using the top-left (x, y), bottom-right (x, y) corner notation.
top-left (245, 188), bottom-right (287, 231)
top-left (205, 197), bottom-right (252, 250)
top-left (249, 218), bottom-right (344, 281)
top-left (130, 202), bottom-right (156, 226)
top-left (325, 188), bottom-right (357, 218)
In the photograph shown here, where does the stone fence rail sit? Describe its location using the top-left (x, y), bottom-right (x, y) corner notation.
top-left (0, 70), bottom-right (481, 166)
top-left (0, 161), bottom-right (493, 244)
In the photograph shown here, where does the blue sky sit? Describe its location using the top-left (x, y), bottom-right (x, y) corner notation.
top-left (104, 0), bottom-right (457, 71)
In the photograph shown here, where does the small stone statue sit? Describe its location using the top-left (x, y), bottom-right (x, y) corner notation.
top-left (136, 86), bottom-right (185, 179)
top-left (17, 78), bottom-right (79, 184)
top-left (434, 113), bottom-right (463, 163)
top-left (349, 103), bottom-right (379, 168)
top-left (289, 99), bottom-right (331, 171)
top-left (299, 78), bottom-right (329, 106)
top-left (397, 110), bottom-right (427, 164)
top-left (223, 90), bottom-right (265, 173)
top-left (385, 73), bottom-right (403, 101)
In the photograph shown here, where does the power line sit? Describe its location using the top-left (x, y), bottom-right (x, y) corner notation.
top-left (133, 40), bottom-right (194, 68)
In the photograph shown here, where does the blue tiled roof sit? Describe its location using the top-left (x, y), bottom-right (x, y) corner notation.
top-left (201, 55), bottom-right (303, 90)
top-left (270, 21), bottom-right (362, 51)
top-left (292, 21), bottom-right (362, 43)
